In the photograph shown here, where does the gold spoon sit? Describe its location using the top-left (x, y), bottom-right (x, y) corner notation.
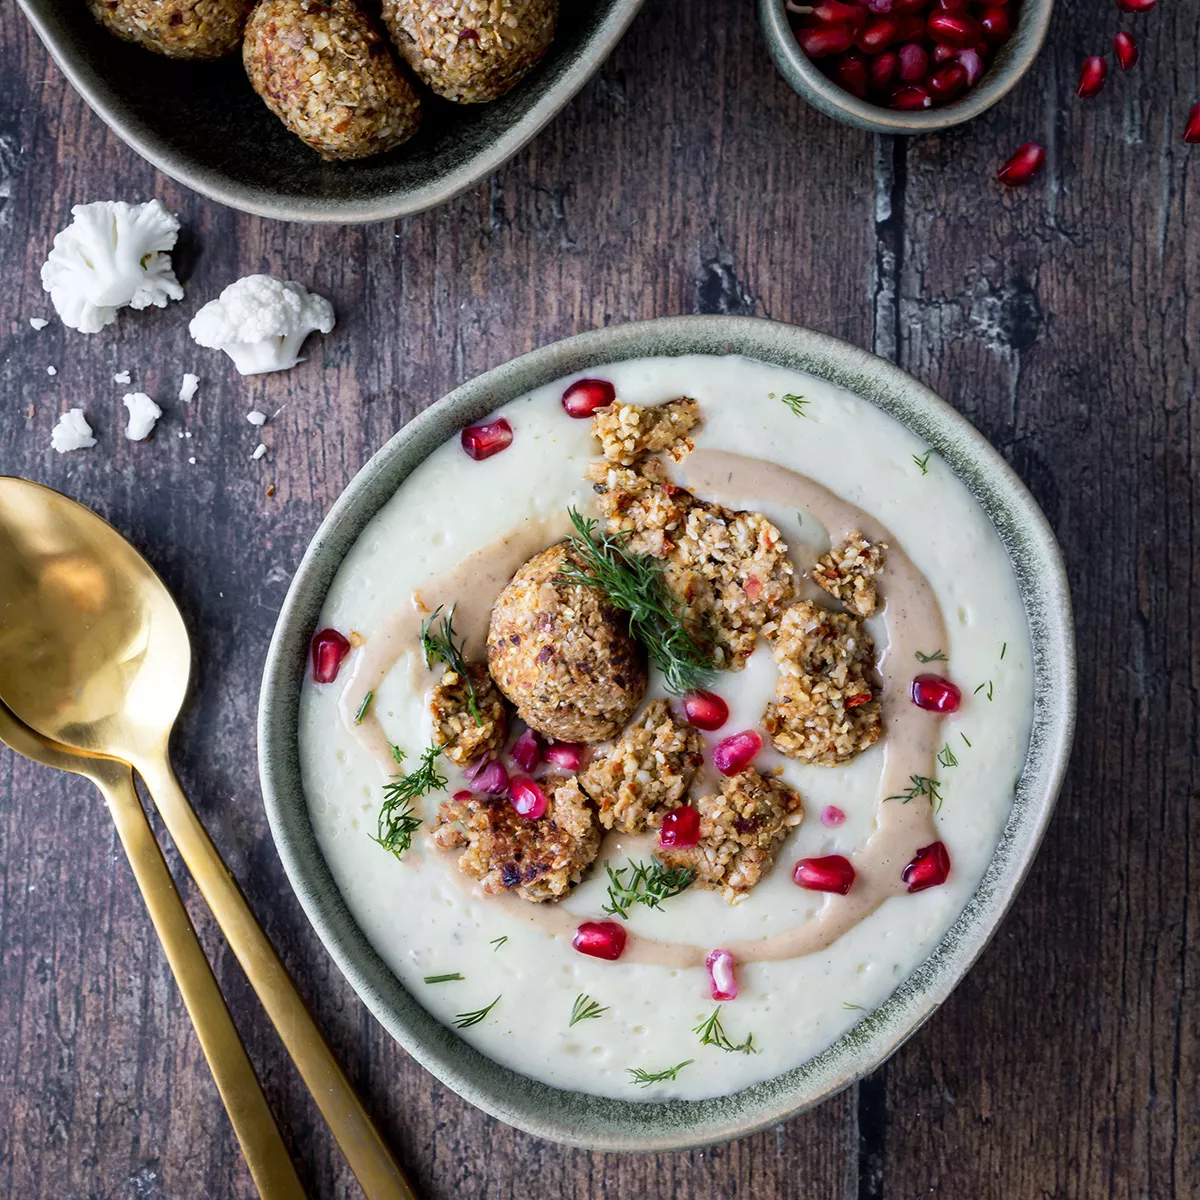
top-left (0, 700), bottom-right (305, 1198)
top-left (0, 477), bottom-right (416, 1200)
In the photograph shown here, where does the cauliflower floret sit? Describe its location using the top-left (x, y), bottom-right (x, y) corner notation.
top-left (50, 409), bottom-right (97, 453)
top-left (188, 275), bottom-right (336, 376)
top-left (123, 392), bottom-right (162, 441)
top-left (40, 200), bottom-right (184, 334)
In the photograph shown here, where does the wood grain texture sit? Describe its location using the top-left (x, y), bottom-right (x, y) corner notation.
top-left (0, 0), bottom-right (1196, 1196)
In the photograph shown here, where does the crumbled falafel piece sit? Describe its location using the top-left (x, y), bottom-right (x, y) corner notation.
top-left (763, 601), bottom-right (882, 765)
top-left (577, 699), bottom-right (704, 833)
top-left (432, 775), bottom-right (600, 902)
top-left (658, 769), bottom-right (803, 904)
top-left (88, 0), bottom-right (248, 58)
top-left (586, 458), bottom-right (692, 558)
top-left (429, 664), bottom-right (507, 765)
top-left (812, 531), bottom-right (887, 618)
top-left (487, 541), bottom-right (648, 742)
top-left (245, 0), bottom-right (421, 161)
top-left (591, 398), bottom-right (701, 466)
top-left (381, 0), bottom-right (557, 103)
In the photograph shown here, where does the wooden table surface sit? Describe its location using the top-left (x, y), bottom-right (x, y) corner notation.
top-left (2, 1), bottom-right (1197, 1196)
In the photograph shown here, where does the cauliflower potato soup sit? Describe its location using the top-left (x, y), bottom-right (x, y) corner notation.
top-left (298, 354), bottom-right (1033, 1101)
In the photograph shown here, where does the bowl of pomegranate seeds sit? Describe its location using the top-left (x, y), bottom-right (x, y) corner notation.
top-left (759, 0), bottom-right (1053, 132)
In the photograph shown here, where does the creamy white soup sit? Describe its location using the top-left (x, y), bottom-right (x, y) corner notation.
top-left (297, 354), bottom-right (1032, 1102)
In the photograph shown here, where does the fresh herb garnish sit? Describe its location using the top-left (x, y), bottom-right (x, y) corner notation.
top-left (453, 996), bottom-right (501, 1029)
top-left (915, 649), bottom-right (948, 663)
top-left (354, 691), bottom-right (374, 724)
top-left (1000, 641), bottom-right (1008, 660)
top-left (560, 508), bottom-right (715, 694)
top-left (693, 1007), bottom-right (758, 1055)
top-left (419, 605), bottom-right (482, 726)
top-left (628, 1060), bottom-right (694, 1087)
top-left (424, 973), bottom-right (464, 984)
top-left (490, 936), bottom-right (507, 951)
top-left (961, 732), bottom-right (973, 748)
top-left (886, 774), bottom-right (944, 812)
top-left (913, 449), bottom-right (934, 475)
top-left (373, 743), bottom-right (446, 859)
top-left (937, 742), bottom-right (959, 770)
top-left (388, 742), bottom-right (406, 765)
top-left (974, 680), bottom-right (994, 701)
top-left (569, 994), bottom-right (609, 1027)
top-left (779, 393), bottom-right (810, 418)
top-left (602, 858), bottom-right (696, 919)
top-left (843, 1001), bottom-right (865, 1011)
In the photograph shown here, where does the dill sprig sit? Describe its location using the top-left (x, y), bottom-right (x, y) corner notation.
top-left (937, 742), bottom-right (959, 769)
top-left (602, 857), bottom-right (696, 919)
top-left (974, 679), bottom-right (995, 701)
top-left (559, 508), bottom-right (715, 695)
top-left (886, 773), bottom-right (944, 812)
top-left (354, 691), bottom-right (374, 724)
top-left (419, 604), bottom-right (482, 725)
top-left (693, 1007), bottom-right (759, 1055)
top-left (913, 449), bottom-right (934, 475)
top-left (914, 648), bottom-right (948, 663)
top-left (373, 743), bottom-right (446, 859)
top-left (490, 936), bottom-right (507, 951)
top-left (628, 1060), bottom-right (694, 1087)
top-left (424, 973), bottom-right (464, 984)
top-left (453, 996), bottom-right (501, 1029)
top-left (387, 742), bottom-right (406, 765)
top-left (569, 994), bottom-right (609, 1027)
top-left (843, 1001), bottom-right (865, 1011)
top-left (779, 393), bottom-right (810, 418)
top-left (961, 732), bottom-right (973, 748)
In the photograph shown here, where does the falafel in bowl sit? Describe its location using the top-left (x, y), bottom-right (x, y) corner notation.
top-left (258, 315), bottom-right (1075, 1149)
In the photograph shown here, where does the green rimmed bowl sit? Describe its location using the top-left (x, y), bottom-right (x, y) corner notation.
top-left (258, 316), bottom-right (1075, 1150)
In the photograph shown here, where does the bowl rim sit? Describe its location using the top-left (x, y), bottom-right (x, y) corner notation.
top-left (758, 0), bottom-right (1055, 134)
top-left (15, 0), bottom-right (646, 225)
top-left (257, 315), bottom-right (1076, 1151)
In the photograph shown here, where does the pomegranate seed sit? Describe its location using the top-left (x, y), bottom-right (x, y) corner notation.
top-left (865, 0), bottom-right (894, 11)
top-left (1115, 0), bottom-right (1155, 10)
top-left (834, 56), bottom-right (871, 99)
top-left (659, 805), bottom-right (701, 849)
top-left (870, 50), bottom-right (899, 89)
top-left (902, 841), bottom-right (952, 892)
top-left (712, 730), bottom-right (762, 776)
top-left (573, 921), bottom-right (627, 960)
top-left (561, 378), bottom-right (615, 418)
top-left (1076, 55), bottom-right (1108, 98)
top-left (799, 24), bottom-right (855, 57)
top-left (891, 14), bottom-right (926, 40)
top-left (890, 83), bottom-right (933, 110)
top-left (979, 5), bottom-right (1011, 42)
top-left (682, 690), bottom-right (729, 731)
top-left (927, 11), bottom-right (981, 47)
top-left (1112, 31), bottom-right (1138, 69)
top-left (845, 691), bottom-right (873, 709)
top-left (511, 727), bottom-right (543, 772)
top-left (452, 789), bottom-right (474, 803)
top-left (856, 17), bottom-right (898, 52)
top-left (794, 855), bottom-right (857, 895)
top-left (932, 41), bottom-right (957, 63)
top-left (706, 949), bottom-right (739, 1002)
top-left (910, 673), bottom-right (962, 712)
top-left (510, 776), bottom-right (548, 820)
top-left (997, 140), bottom-right (1045, 184)
top-left (467, 757), bottom-right (509, 795)
top-left (544, 742), bottom-right (583, 771)
top-left (820, 804), bottom-right (847, 827)
top-left (1186, 103), bottom-right (1200, 143)
top-left (461, 418), bottom-right (513, 460)
top-left (311, 628), bottom-right (351, 683)
top-left (928, 63), bottom-right (969, 101)
top-left (891, 0), bottom-right (927, 10)
top-left (897, 42), bottom-right (928, 82)
top-left (810, 0), bottom-right (866, 23)
top-left (956, 47), bottom-right (985, 84)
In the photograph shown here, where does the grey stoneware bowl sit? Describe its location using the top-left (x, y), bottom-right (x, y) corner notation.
top-left (16, 0), bottom-right (644, 224)
top-left (258, 315), bottom-right (1076, 1151)
top-left (759, 0), bottom-right (1054, 134)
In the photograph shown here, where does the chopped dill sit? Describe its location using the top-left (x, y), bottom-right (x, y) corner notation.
top-left (913, 449), bottom-right (934, 475)
top-left (387, 742), bottom-right (406, 765)
top-left (937, 743), bottom-right (959, 770)
top-left (974, 680), bottom-right (995, 701)
top-left (560, 508), bottom-right (715, 694)
top-left (1001, 641), bottom-right (1008, 660)
top-left (887, 774), bottom-right (944, 812)
top-left (569, 994), bottom-right (609, 1027)
top-left (453, 996), bottom-right (501, 1029)
top-left (419, 604), bottom-right (481, 725)
top-left (915, 648), bottom-right (948, 663)
top-left (354, 691), bottom-right (374, 724)
top-left (843, 1002), bottom-right (865, 1011)
top-left (490, 936), bottom-right (507, 951)
top-left (693, 1007), bottom-right (758, 1055)
top-left (779, 393), bottom-right (810, 418)
top-left (424, 973), bottom-right (464, 984)
top-left (373, 743), bottom-right (446, 859)
top-left (602, 858), bottom-right (696, 919)
top-left (961, 732), bottom-right (973, 748)
top-left (628, 1060), bottom-right (694, 1087)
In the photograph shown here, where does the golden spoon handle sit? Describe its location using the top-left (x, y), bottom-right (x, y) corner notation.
top-left (138, 758), bottom-right (416, 1200)
top-left (96, 763), bottom-right (305, 1200)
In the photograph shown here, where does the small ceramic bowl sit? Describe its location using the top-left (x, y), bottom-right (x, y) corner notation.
top-left (17, 0), bottom-right (644, 224)
top-left (258, 316), bottom-right (1075, 1151)
top-left (759, 0), bottom-right (1054, 135)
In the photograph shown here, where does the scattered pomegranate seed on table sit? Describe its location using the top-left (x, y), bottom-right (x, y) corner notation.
top-left (511, 727), bottom-right (543, 772)
top-left (902, 841), bottom-right (952, 892)
top-left (910, 673), bottom-right (962, 712)
top-left (573, 921), bottom-right (627, 960)
top-left (509, 776), bottom-right (547, 819)
top-left (1115, 0), bottom-right (1154, 11)
top-left (1076, 55), bottom-right (1108, 98)
top-left (712, 730), bottom-right (763, 776)
top-left (821, 805), bottom-right (847, 827)
top-left (460, 417), bottom-right (513, 460)
top-left (1185, 103), bottom-right (1200, 143)
top-left (794, 855), bottom-right (857, 894)
top-left (706, 949), bottom-right (739, 1001)
top-left (997, 141), bottom-right (1046, 184)
top-left (659, 805), bottom-right (702, 848)
top-left (544, 742), bottom-right (583, 770)
top-left (682, 689), bottom-right (730, 731)
top-left (561, 378), bottom-right (615, 418)
top-left (1113, 31), bottom-right (1138, 70)
top-left (310, 627), bottom-right (351, 683)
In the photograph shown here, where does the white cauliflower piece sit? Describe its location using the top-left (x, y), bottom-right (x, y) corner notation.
top-left (123, 392), bottom-right (162, 441)
top-left (188, 275), bottom-right (335, 376)
top-left (40, 200), bottom-right (184, 334)
top-left (51, 409), bottom-right (97, 453)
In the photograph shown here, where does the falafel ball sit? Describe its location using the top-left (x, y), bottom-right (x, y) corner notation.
top-left (244, 0), bottom-right (421, 161)
top-left (487, 542), bottom-right (647, 743)
top-left (380, 0), bottom-right (558, 103)
top-left (87, 0), bottom-right (249, 59)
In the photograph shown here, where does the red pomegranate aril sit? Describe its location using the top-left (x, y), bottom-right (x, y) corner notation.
top-left (856, 17), bottom-right (898, 53)
top-left (510, 776), bottom-right (548, 820)
top-left (820, 804), bottom-right (847, 827)
top-left (561, 378), bottom-right (615, 418)
top-left (890, 83), bottom-right (933, 110)
top-left (897, 42), bottom-right (928, 82)
top-left (544, 742), bottom-right (583, 771)
top-left (452, 789), bottom-right (474, 803)
top-left (1116, 0), bottom-right (1155, 10)
top-left (682, 689), bottom-right (730, 731)
top-left (834, 51), bottom-right (871, 98)
top-left (979, 5), bottom-right (1012, 42)
top-left (932, 41), bottom-right (957, 63)
top-left (712, 730), bottom-right (763, 776)
top-left (891, 0), bottom-right (927, 11)
top-left (811, 0), bottom-right (866, 23)
top-left (928, 63), bottom-right (968, 101)
top-left (511, 727), bottom-right (543, 772)
top-left (911, 673), bottom-right (962, 712)
top-left (573, 921), bottom-right (627, 960)
top-left (998, 141), bottom-right (1046, 184)
top-left (799, 24), bottom-right (855, 57)
top-left (933, 0), bottom-right (967, 10)
top-left (870, 50), bottom-right (899, 90)
top-left (891, 14), bottom-right (926, 40)
top-left (1113, 31), bottom-right (1138, 70)
top-left (311, 628), bottom-right (351, 683)
top-left (468, 757), bottom-right (510, 795)
top-left (794, 855), bottom-right (857, 895)
top-left (706, 949), bottom-right (739, 1002)
top-left (866, 0), bottom-right (895, 12)
top-left (660, 805), bottom-right (702, 849)
top-left (927, 11), bottom-right (981, 47)
top-left (1076, 55), bottom-right (1108, 98)
top-left (1186, 103), bottom-right (1200, 144)
top-left (461, 418), bottom-right (513, 460)
top-left (956, 47), bottom-right (985, 84)
top-left (902, 841), bottom-right (952, 892)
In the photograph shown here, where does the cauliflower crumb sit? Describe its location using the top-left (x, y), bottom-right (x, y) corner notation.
top-left (178, 373), bottom-right (199, 403)
top-left (251, 443), bottom-right (267, 460)
top-left (188, 456), bottom-right (197, 465)
top-left (247, 410), bottom-right (267, 425)
top-left (29, 318), bottom-right (49, 331)
top-left (113, 370), bottom-right (132, 384)
top-left (46, 366), bottom-right (57, 376)
top-left (51, 409), bottom-right (97, 453)
top-left (123, 392), bottom-right (162, 441)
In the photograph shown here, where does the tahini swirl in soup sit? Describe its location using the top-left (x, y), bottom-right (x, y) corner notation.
top-left (298, 355), bottom-right (1033, 1101)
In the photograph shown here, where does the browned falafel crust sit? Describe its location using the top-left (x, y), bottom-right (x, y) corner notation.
top-left (88, 0), bottom-right (249, 58)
